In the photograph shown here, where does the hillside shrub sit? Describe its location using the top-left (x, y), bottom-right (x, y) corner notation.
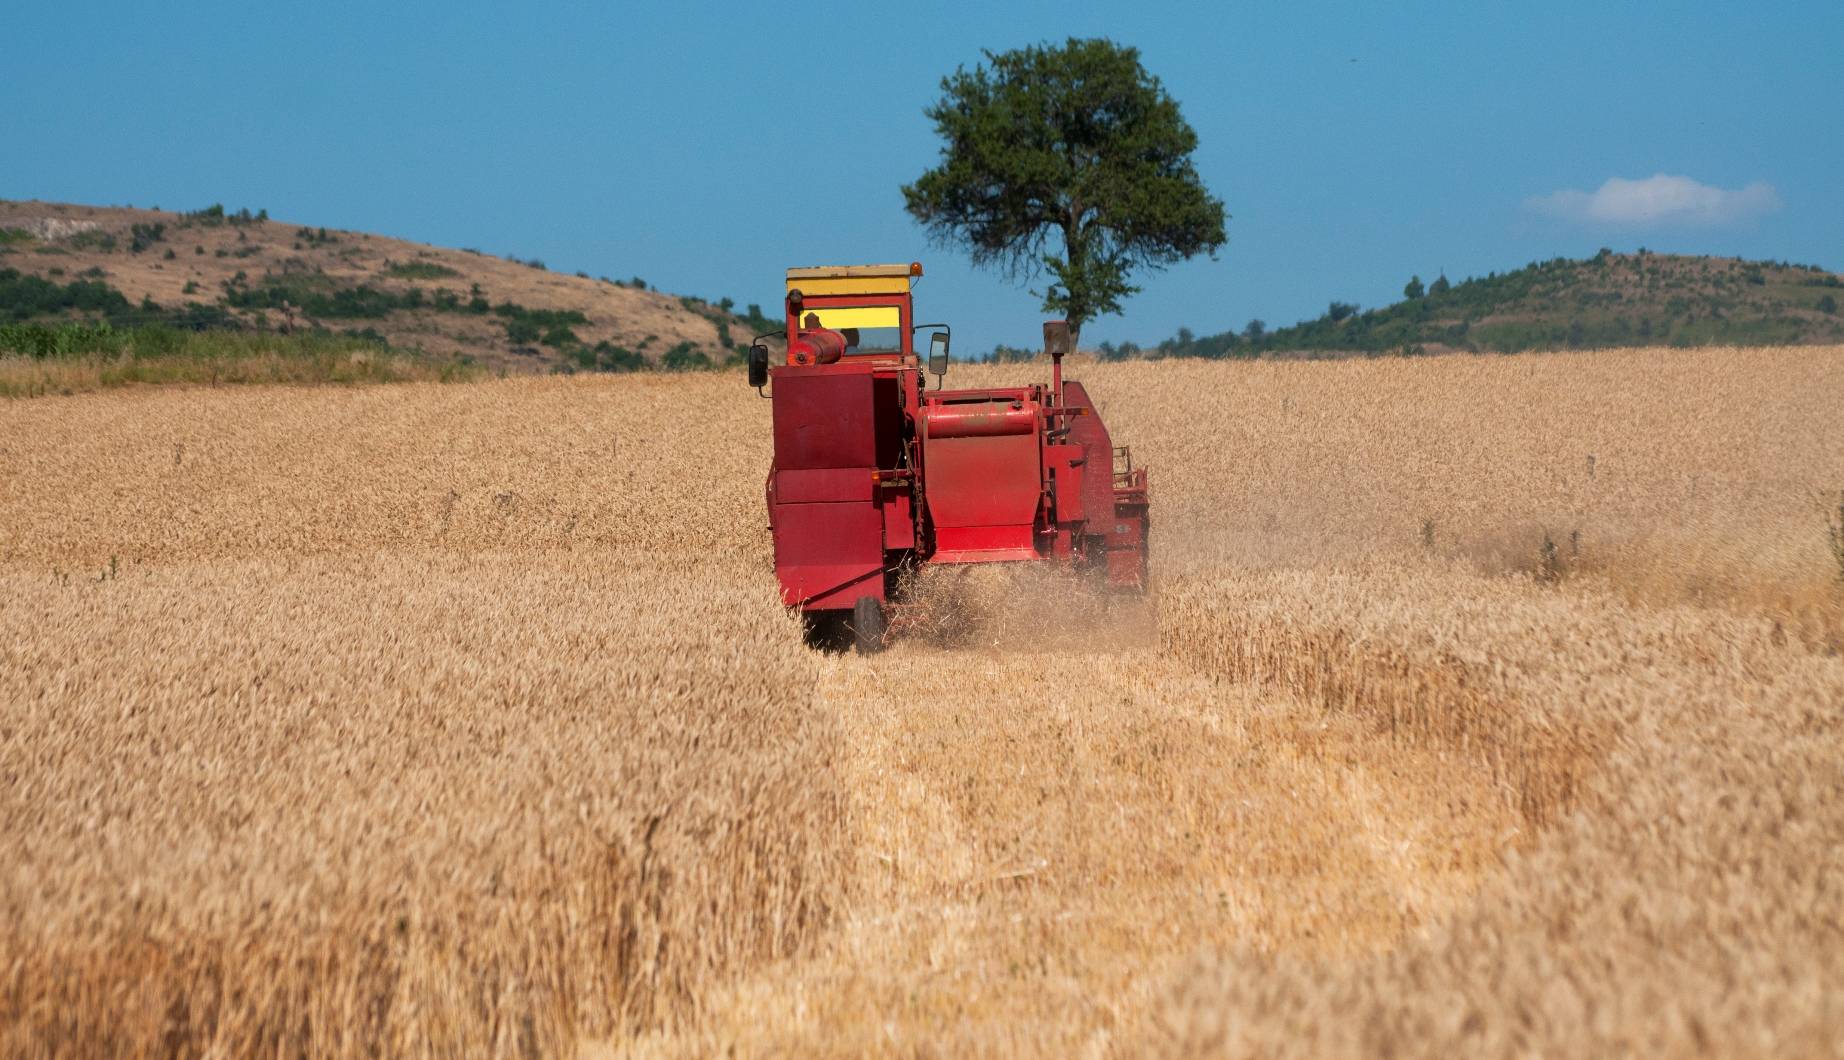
top-left (129, 223), bottom-right (167, 253)
top-left (225, 275), bottom-right (418, 320)
top-left (0, 268), bottom-right (131, 321)
top-left (594, 342), bottom-right (646, 371)
top-left (68, 230), bottom-right (118, 253)
top-left (661, 342), bottom-right (711, 371)
top-left (741, 303), bottom-right (780, 335)
top-left (492, 302), bottom-right (588, 346)
top-left (184, 204), bottom-right (266, 227)
top-left (384, 261), bottom-right (461, 280)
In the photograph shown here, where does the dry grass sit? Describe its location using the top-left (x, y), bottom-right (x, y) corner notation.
top-left (0, 341), bottom-right (473, 399)
top-left (2, 345), bottom-right (1841, 1057)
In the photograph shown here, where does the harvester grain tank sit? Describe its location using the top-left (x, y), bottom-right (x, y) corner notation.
top-left (746, 262), bottom-right (1149, 651)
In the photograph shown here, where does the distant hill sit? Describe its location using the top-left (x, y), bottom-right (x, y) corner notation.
top-left (0, 200), bottom-right (781, 372)
top-left (1103, 251), bottom-right (1844, 361)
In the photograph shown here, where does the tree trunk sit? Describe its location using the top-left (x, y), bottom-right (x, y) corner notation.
top-left (1061, 214), bottom-right (1086, 352)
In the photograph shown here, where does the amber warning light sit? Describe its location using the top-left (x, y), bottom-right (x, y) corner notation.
top-left (909, 262), bottom-right (924, 276)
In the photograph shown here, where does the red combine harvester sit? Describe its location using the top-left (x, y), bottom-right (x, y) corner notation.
top-left (746, 262), bottom-right (1149, 652)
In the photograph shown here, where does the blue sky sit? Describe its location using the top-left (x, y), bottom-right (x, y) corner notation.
top-left (5, 0), bottom-right (1841, 348)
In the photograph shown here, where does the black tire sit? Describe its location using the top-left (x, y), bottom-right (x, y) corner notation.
top-left (851, 596), bottom-right (887, 655)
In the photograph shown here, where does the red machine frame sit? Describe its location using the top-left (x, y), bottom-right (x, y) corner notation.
top-left (756, 263), bottom-right (1149, 650)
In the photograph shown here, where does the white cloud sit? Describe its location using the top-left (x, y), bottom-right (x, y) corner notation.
top-left (1527, 174), bottom-right (1781, 227)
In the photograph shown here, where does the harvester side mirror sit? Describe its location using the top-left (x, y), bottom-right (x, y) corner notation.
top-left (927, 332), bottom-right (950, 377)
top-left (747, 343), bottom-right (769, 389)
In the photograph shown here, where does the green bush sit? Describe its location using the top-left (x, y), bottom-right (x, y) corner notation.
top-left (506, 317), bottom-right (541, 344)
top-left (0, 321), bottom-right (125, 357)
top-left (0, 268), bottom-right (131, 321)
top-left (492, 302), bottom-right (588, 346)
top-left (661, 342), bottom-right (712, 371)
top-left (384, 261), bottom-right (460, 280)
top-left (68, 230), bottom-right (118, 252)
top-left (184, 204), bottom-right (266, 227)
top-left (593, 342), bottom-right (646, 371)
top-left (225, 274), bottom-right (419, 319)
top-left (740, 303), bottom-right (780, 335)
top-left (130, 223), bottom-right (167, 253)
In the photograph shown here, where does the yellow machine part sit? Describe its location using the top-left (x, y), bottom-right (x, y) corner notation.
top-left (785, 263), bottom-right (918, 297)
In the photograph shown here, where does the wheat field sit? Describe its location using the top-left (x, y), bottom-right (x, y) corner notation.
top-left (2, 347), bottom-right (1842, 1057)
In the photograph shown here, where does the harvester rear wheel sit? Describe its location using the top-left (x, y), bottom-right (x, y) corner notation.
top-left (851, 596), bottom-right (887, 655)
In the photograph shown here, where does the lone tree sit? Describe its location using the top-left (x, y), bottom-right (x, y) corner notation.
top-left (903, 38), bottom-right (1227, 346)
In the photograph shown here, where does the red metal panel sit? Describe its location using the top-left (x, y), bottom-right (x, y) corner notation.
top-left (768, 361), bottom-right (896, 612)
top-left (933, 523), bottom-right (1036, 561)
top-left (1047, 443), bottom-right (1086, 523)
top-left (773, 500), bottom-right (885, 607)
top-left (772, 365), bottom-right (877, 470)
top-left (921, 428), bottom-right (1042, 560)
top-left (882, 490), bottom-right (915, 551)
top-left (777, 467), bottom-right (874, 504)
top-left (1059, 380), bottom-right (1116, 539)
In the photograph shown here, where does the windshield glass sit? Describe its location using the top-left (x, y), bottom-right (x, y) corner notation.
top-left (801, 305), bottom-right (903, 353)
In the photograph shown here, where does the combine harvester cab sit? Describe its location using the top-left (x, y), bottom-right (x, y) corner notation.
top-left (746, 262), bottom-right (1149, 652)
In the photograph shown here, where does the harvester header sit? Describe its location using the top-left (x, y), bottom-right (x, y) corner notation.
top-left (747, 261), bottom-right (1149, 651)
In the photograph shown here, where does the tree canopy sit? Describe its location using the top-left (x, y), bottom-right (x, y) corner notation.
top-left (903, 38), bottom-right (1227, 340)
